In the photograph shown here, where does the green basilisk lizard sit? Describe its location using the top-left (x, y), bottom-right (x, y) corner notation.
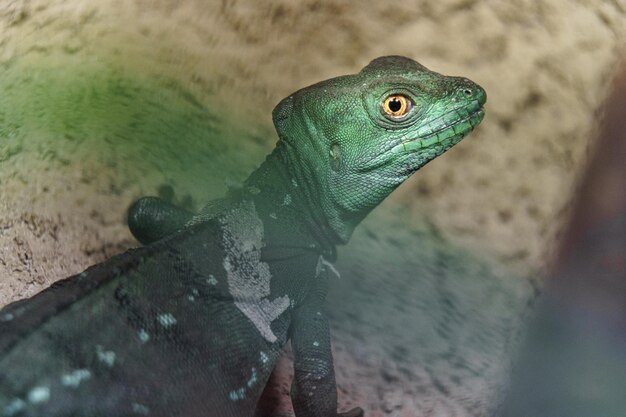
top-left (0, 56), bottom-right (485, 417)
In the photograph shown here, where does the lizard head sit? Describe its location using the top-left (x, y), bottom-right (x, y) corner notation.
top-left (272, 55), bottom-right (486, 243)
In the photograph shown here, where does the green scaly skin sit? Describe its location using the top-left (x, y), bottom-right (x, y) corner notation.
top-left (0, 56), bottom-right (485, 417)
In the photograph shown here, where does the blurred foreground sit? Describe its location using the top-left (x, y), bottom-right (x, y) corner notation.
top-left (501, 63), bottom-right (626, 416)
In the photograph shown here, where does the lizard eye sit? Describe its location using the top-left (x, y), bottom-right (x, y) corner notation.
top-left (382, 94), bottom-right (412, 118)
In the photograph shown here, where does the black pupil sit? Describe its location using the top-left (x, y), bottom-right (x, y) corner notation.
top-left (388, 97), bottom-right (402, 112)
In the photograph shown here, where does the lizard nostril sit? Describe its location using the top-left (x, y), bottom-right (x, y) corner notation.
top-left (463, 88), bottom-right (473, 97)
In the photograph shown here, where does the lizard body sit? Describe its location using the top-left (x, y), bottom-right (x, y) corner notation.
top-left (0, 56), bottom-right (485, 417)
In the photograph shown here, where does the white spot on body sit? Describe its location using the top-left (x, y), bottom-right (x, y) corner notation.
top-left (61, 369), bottom-right (91, 388)
top-left (1, 313), bottom-right (13, 322)
top-left (138, 329), bottom-right (150, 343)
top-left (235, 298), bottom-right (289, 343)
top-left (27, 386), bottom-right (49, 404)
top-left (131, 402), bottom-right (150, 415)
top-left (282, 194), bottom-right (292, 206)
top-left (228, 367), bottom-right (258, 401)
top-left (228, 388), bottom-right (246, 401)
top-left (206, 275), bottom-right (218, 286)
top-left (260, 351), bottom-right (269, 364)
top-left (157, 313), bottom-right (177, 327)
top-left (268, 212), bottom-right (277, 220)
top-left (221, 201), bottom-right (290, 343)
top-left (3, 398), bottom-right (25, 416)
top-left (313, 341), bottom-right (320, 347)
top-left (316, 256), bottom-right (341, 279)
top-left (187, 294), bottom-right (195, 302)
top-left (96, 345), bottom-right (116, 367)
top-left (247, 367), bottom-right (257, 388)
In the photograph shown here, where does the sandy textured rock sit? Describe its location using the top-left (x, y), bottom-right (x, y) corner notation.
top-left (1, 0), bottom-right (624, 415)
top-left (1, 0), bottom-right (624, 277)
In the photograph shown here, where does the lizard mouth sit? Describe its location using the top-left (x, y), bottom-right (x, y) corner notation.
top-left (360, 100), bottom-right (485, 172)
top-left (400, 104), bottom-right (484, 153)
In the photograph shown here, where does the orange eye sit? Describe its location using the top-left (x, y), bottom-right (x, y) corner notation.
top-left (382, 95), bottom-right (412, 118)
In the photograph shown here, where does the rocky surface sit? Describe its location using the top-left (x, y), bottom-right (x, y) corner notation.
top-left (1, 0), bottom-right (624, 415)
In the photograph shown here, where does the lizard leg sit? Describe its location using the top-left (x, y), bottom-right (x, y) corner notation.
top-left (290, 299), bottom-right (364, 417)
top-left (127, 196), bottom-right (193, 244)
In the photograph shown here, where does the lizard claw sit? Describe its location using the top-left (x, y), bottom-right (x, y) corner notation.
top-left (338, 407), bottom-right (364, 417)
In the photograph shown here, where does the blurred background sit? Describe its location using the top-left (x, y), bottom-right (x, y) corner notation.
top-left (0, 1), bottom-right (625, 416)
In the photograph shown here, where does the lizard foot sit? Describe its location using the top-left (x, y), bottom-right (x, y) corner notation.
top-left (338, 407), bottom-right (364, 417)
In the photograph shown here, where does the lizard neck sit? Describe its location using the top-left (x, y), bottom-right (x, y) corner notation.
top-left (244, 142), bottom-right (338, 260)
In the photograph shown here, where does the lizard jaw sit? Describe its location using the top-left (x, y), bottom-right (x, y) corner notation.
top-left (359, 102), bottom-right (485, 173)
top-left (399, 105), bottom-right (485, 154)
